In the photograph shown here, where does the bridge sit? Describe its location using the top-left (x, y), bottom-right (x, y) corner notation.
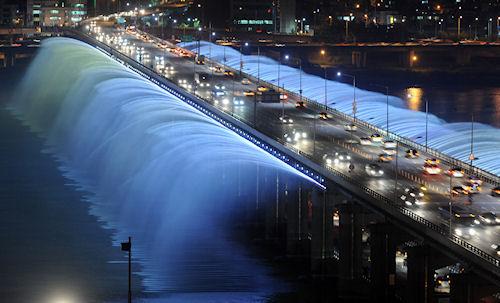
top-left (71, 21), bottom-right (500, 301)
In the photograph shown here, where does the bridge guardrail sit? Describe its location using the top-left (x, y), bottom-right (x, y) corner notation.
top-left (151, 29), bottom-right (500, 188)
top-left (74, 29), bottom-right (500, 272)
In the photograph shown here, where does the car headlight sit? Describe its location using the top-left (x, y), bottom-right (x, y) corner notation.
top-left (469, 229), bottom-right (476, 236)
top-left (379, 170), bottom-right (384, 175)
top-left (474, 219), bottom-right (480, 225)
top-left (485, 218), bottom-right (492, 223)
top-left (455, 228), bottom-right (463, 236)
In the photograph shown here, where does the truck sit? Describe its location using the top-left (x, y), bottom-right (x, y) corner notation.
top-left (257, 89), bottom-right (280, 103)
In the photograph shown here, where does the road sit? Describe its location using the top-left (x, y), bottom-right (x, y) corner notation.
top-left (85, 22), bottom-right (500, 261)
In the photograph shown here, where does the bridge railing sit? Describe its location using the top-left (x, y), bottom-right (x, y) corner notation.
top-left (74, 29), bottom-right (500, 272)
top-left (150, 29), bottom-right (500, 187)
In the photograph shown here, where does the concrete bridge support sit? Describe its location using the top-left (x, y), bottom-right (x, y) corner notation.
top-left (369, 223), bottom-right (397, 302)
top-left (338, 203), bottom-right (364, 289)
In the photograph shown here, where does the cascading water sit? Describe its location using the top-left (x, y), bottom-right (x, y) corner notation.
top-left (9, 37), bottom-right (316, 300)
top-left (180, 41), bottom-right (500, 176)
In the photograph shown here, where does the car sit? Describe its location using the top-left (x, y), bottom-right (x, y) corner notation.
top-left (323, 152), bottom-right (350, 166)
top-left (233, 99), bottom-right (244, 105)
top-left (365, 163), bottom-right (384, 177)
top-left (211, 88), bottom-right (226, 97)
top-left (446, 167), bottom-right (465, 178)
top-left (478, 212), bottom-right (499, 225)
top-left (438, 205), bottom-right (475, 220)
top-left (280, 93), bottom-right (288, 100)
top-left (462, 183), bottom-right (481, 194)
top-left (452, 217), bottom-right (480, 239)
top-left (318, 112), bottom-right (328, 120)
top-left (370, 133), bottom-right (383, 142)
top-left (214, 66), bottom-right (224, 73)
top-left (335, 151), bottom-right (351, 162)
top-left (492, 186), bottom-right (500, 197)
top-left (378, 153), bottom-right (393, 162)
top-left (405, 149), bottom-right (419, 158)
top-left (243, 90), bottom-right (256, 97)
top-left (383, 140), bottom-right (397, 149)
top-left (359, 137), bottom-right (372, 145)
top-left (224, 70), bottom-right (235, 77)
top-left (279, 115), bottom-right (293, 124)
top-left (295, 101), bottom-right (305, 109)
top-left (466, 176), bottom-right (483, 186)
top-left (382, 148), bottom-right (397, 155)
top-left (257, 85), bottom-right (269, 92)
top-left (423, 163), bottom-right (441, 175)
top-left (425, 158), bottom-right (440, 165)
top-left (491, 244), bottom-right (500, 257)
top-left (451, 186), bottom-right (469, 196)
top-left (241, 78), bottom-right (251, 85)
top-left (400, 186), bottom-right (425, 206)
top-left (284, 130), bottom-right (307, 143)
top-left (214, 83), bottom-right (226, 90)
top-left (344, 123), bottom-right (357, 132)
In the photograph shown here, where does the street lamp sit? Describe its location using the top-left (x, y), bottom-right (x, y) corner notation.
top-left (284, 55), bottom-right (302, 105)
top-left (320, 49), bottom-right (328, 111)
top-left (337, 71), bottom-right (357, 121)
top-left (239, 42), bottom-right (248, 75)
top-left (371, 84), bottom-right (390, 136)
top-left (458, 15), bottom-right (463, 40)
top-left (407, 93), bottom-right (429, 151)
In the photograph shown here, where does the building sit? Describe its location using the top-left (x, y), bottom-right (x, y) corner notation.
top-left (279, 0), bottom-right (296, 33)
top-left (230, 0), bottom-right (275, 32)
top-left (27, 0), bottom-right (86, 27)
top-left (229, 0), bottom-right (296, 33)
top-left (0, 0), bottom-right (24, 27)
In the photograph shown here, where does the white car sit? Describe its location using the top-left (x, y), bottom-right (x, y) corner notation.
top-left (365, 163), bottom-right (384, 177)
top-left (284, 130), bottom-right (307, 143)
top-left (359, 137), bottom-right (372, 145)
top-left (233, 99), bottom-right (244, 105)
top-left (344, 123), bottom-right (357, 132)
top-left (214, 83), bottom-right (226, 90)
top-left (383, 140), bottom-right (397, 149)
top-left (323, 152), bottom-right (351, 166)
top-left (241, 78), bottom-right (251, 85)
top-left (279, 115), bottom-right (293, 124)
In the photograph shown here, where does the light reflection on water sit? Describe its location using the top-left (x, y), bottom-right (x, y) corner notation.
top-left (399, 86), bottom-right (500, 127)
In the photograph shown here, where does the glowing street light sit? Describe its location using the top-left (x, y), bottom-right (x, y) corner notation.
top-left (336, 71), bottom-right (356, 120)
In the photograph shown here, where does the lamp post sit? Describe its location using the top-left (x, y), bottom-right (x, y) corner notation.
top-left (371, 84), bottom-right (390, 136)
top-left (320, 49), bottom-right (328, 111)
top-left (407, 93), bottom-right (429, 151)
top-left (449, 174), bottom-right (454, 236)
top-left (469, 112), bottom-right (475, 167)
top-left (257, 44), bottom-right (261, 84)
top-left (240, 42), bottom-right (248, 75)
top-left (458, 15), bottom-right (462, 40)
top-left (284, 54), bottom-right (302, 105)
top-left (337, 71), bottom-right (357, 121)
